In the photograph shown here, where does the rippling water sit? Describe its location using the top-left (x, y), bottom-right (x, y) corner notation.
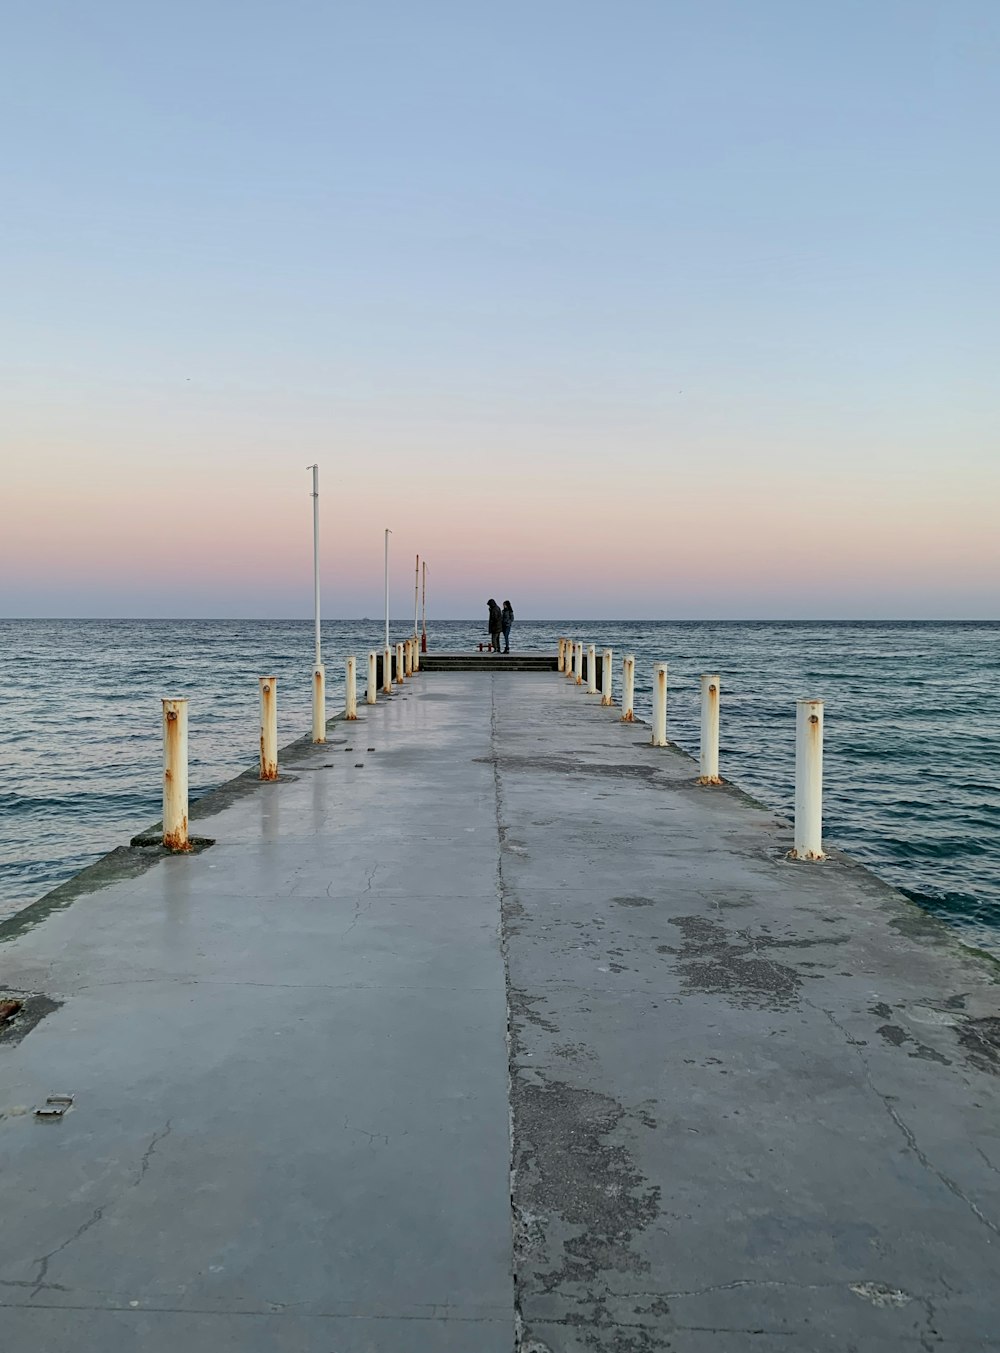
top-left (2, 620), bottom-right (997, 954)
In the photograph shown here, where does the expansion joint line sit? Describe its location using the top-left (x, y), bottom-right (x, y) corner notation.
top-left (489, 677), bottom-right (527, 1352)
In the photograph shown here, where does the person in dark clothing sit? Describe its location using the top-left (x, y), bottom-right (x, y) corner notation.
top-left (487, 598), bottom-right (503, 653)
top-left (501, 600), bottom-right (514, 654)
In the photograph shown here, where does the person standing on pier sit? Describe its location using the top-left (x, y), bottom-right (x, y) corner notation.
top-left (487, 598), bottom-right (503, 653)
top-left (501, 599), bottom-right (514, 654)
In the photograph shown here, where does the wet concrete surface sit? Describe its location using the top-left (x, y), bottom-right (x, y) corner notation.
top-left (0, 678), bottom-right (512, 1352)
top-left (2, 672), bottom-right (999, 1350)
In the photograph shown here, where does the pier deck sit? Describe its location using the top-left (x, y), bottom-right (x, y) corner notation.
top-left (1, 671), bottom-right (998, 1351)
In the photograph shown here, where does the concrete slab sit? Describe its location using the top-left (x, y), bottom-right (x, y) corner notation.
top-left (0, 676), bottom-right (514, 1350)
top-left (2, 669), bottom-right (999, 1352)
top-left (492, 674), bottom-right (1000, 1350)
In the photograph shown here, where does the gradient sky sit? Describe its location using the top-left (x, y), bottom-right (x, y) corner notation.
top-left (2, 0), bottom-right (997, 619)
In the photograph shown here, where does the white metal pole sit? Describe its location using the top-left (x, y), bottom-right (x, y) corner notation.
top-left (421, 560), bottom-right (427, 653)
top-left (162, 698), bottom-right (189, 850)
top-left (651, 662), bottom-right (668, 746)
top-left (793, 699), bottom-right (826, 859)
top-left (413, 632), bottom-right (420, 673)
top-left (414, 554), bottom-right (419, 647)
top-left (310, 465), bottom-right (321, 668)
top-left (621, 655), bottom-right (635, 721)
top-left (587, 643), bottom-right (597, 694)
top-left (312, 664), bottom-right (326, 743)
top-left (382, 646), bottom-right (392, 695)
top-left (346, 655), bottom-right (358, 720)
top-left (367, 650), bottom-right (377, 704)
top-left (259, 677), bottom-right (278, 780)
top-left (309, 464), bottom-right (325, 745)
top-left (404, 637), bottom-right (413, 677)
top-left (384, 528), bottom-right (391, 656)
top-left (565, 641), bottom-right (575, 679)
top-left (574, 641), bottom-right (583, 686)
top-left (395, 641), bottom-right (405, 684)
top-left (601, 649), bottom-right (613, 706)
top-left (698, 674), bottom-right (721, 784)
top-left (558, 637), bottom-right (566, 673)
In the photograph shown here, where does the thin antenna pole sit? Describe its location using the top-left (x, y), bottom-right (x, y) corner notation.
top-left (421, 560), bottom-right (427, 652)
top-left (413, 554), bottom-right (419, 640)
top-left (309, 464), bottom-right (320, 667)
top-left (384, 529), bottom-right (391, 655)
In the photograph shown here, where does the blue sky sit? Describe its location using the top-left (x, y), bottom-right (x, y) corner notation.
top-left (2, 1), bottom-right (997, 618)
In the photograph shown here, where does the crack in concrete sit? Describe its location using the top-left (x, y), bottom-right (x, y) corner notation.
top-left (821, 1006), bottom-right (1000, 1240)
top-left (342, 1115), bottom-right (391, 1149)
top-left (31, 1206), bottom-right (106, 1298)
top-left (135, 1121), bottom-right (172, 1186)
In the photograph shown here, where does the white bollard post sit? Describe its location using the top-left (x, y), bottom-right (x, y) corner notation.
top-left (367, 650), bottom-right (378, 704)
top-left (574, 641), bottom-right (584, 686)
top-left (621, 655), bottom-right (635, 721)
top-left (162, 698), bottom-right (189, 850)
top-left (312, 663), bottom-right (326, 743)
top-left (698, 674), bottom-right (721, 784)
top-left (382, 646), bottom-right (392, 695)
top-left (601, 649), bottom-right (613, 706)
top-left (395, 641), bottom-right (405, 684)
top-left (346, 656), bottom-right (358, 719)
top-left (564, 641), bottom-right (575, 679)
top-left (792, 699), bottom-right (826, 860)
top-left (413, 635), bottom-right (420, 674)
top-left (259, 677), bottom-right (278, 780)
top-left (586, 644), bottom-right (597, 694)
top-left (651, 662), bottom-right (668, 746)
top-left (558, 637), bottom-right (566, 673)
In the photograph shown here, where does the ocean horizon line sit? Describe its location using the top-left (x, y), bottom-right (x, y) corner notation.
top-left (2, 616), bottom-right (998, 626)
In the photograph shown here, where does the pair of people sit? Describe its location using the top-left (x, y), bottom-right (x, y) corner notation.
top-left (487, 599), bottom-right (514, 654)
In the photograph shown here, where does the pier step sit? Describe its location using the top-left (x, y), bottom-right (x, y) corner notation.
top-left (421, 653), bottom-right (558, 672)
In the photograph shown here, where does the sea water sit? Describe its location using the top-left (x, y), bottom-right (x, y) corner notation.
top-left (1, 620), bottom-right (997, 955)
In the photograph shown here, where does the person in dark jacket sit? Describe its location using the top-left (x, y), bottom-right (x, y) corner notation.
top-left (501, 600), bottom-right (514, 654)
top-left (487, 598), bottom-right (503, 652)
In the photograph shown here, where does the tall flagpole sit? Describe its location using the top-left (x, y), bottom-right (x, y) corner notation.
top-left (384, 529), bottom-right (391, 655)
top-left (383, 529), bottom-right (392, 694)
top-left (309, 464), bottom-right (325, 742)
top-left (421, 560), bottom-right (427, 652)
top-left (310, 465), bottom-right (321, 668)
top-left (413, 554), bottom-right (419, 642)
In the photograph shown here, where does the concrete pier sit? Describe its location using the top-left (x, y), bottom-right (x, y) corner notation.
top-left (2, 673), bottom-right (999, 1351)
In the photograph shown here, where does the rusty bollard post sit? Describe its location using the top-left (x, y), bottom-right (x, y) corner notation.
top-left (405, 638), bottom-right (413, 677)
top-left (382, 646), bottom-right (392, 695)
top-left (312, 663), bottom-right (326, 744)
top-left (346, 656), bottom-right (358, 719)
top-left (259, 677), bottom-right (278, 780)
top-left (367, 650), bottom-right (378, 705)
top-left (698, 675), bottom-right (722, 784)
top-left (601, 648), bottom-right (614, 706)
top-left (564, 641), bottom-right (575, 680)
top-left (395, 641), bottom-right (405, 685)
top-left (558, 637), bottom-right (566, 673)
top-left (651, 662), bottom-right (668, 746)
top-left (792, 699), bottom-right (826, 859)
top-left (574, 641), bottom-right (584, 686)
top-left (162, 698), bottom-right (190, 850)
top-left (586, 644), bottom-right (598, 695)
top-left (621, 655), bottom-right (635, 721)
top-left (413, 635), bottom-right (420, 674)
